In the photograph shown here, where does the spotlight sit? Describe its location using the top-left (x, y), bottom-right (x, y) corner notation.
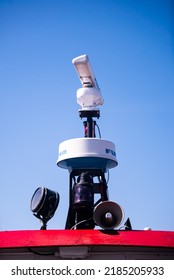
top-left (30, 187), bottom-right (59, 230)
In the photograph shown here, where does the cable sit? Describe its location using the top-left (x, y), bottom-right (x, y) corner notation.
top-left (106, 170), bottom-right (110, 184)
top-left (97, 170), bottom-right (109, 185)
top-left (95, 123), bottom-right (101, 138)
top-left (28, 247), bottom-right (55, 256)
top-left (70, 217), bottom-right (93, 230)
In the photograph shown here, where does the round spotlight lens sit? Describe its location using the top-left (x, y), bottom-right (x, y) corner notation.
top-left (30, 187), bottom-right (45, 212)
top-left (30, 187), bottom-right (59, 221)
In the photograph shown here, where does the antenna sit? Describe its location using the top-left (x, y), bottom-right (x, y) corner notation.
top-left (57, 54), bottom-right (124, 230)
top-left (72, 54), bottom-right (100, 88)
top-left (31, 55), bottom-right (126, 230)
top-left (72, 54), bottom-right (103, 110)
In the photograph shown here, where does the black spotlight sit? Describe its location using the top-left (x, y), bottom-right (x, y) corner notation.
top-left (73, 172), bottom-right (95, 229)
top-left (30, 187), bottom-right (59, 230)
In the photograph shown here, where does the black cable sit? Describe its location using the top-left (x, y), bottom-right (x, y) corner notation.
top-left (95, 123), bottom-right (101, 138)
top-left (106, 170), bottom-right (110, 184)
top-left (28, 247), bottom-right (55, 256)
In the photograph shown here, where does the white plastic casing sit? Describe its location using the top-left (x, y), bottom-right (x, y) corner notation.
top-left (76, 87), bottom-right (103, 109)
top-left (72, 54), bottom-right (99, 88)
top-left (72, 54), bottom-right (104, 110)
top-left (57, 138), bottom-right (118, 172)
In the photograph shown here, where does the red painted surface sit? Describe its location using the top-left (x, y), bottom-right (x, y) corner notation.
top-left (0, 230), bottom-right (174, 249)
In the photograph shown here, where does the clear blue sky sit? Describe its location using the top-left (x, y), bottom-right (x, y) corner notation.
top-left (0, 0), bottom-right (173, 231)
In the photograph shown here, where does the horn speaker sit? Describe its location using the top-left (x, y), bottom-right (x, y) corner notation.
top-left (94, 201), bottom-right (124, 229)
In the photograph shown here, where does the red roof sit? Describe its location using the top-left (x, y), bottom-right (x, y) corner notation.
top-left (0, 229), bottom-right (174, 248)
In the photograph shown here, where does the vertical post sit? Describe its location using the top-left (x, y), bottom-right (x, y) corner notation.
top-left (87, 115), bottom-right (95, 138)
top-left (65, 109), bottom-right (101, 229)
top-left (65, 172), bottom-right (75, 229)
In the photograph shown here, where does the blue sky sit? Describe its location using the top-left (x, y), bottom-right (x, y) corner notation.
top-left (0, 0), bottom-right (173, 231)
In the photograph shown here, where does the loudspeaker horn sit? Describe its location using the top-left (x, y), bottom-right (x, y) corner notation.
top-left (94, 201), bottom-right (124, 229)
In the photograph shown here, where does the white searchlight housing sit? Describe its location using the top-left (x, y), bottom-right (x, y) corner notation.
top-left (57, 138), bottom-right (118, 172)
top-left (72, 54), bottom-right (103, 110)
